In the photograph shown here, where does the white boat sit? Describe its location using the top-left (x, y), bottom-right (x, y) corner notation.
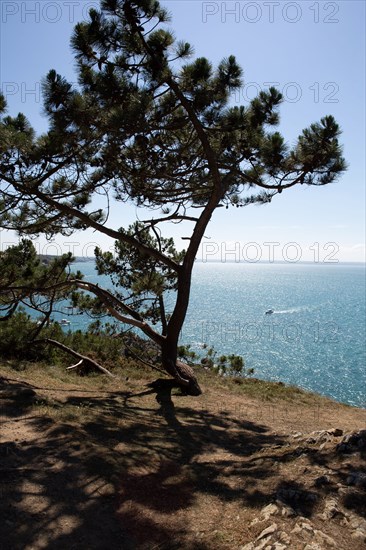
top-left (60, 318), bottom-right (71, 325)
top-left (265, 309), bottom-right (274, 315)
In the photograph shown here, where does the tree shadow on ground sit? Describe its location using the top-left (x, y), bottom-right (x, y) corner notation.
top-left (306, 447), bottom-right (366, 518)
top-left (0, 377), bottom-right (364, 549)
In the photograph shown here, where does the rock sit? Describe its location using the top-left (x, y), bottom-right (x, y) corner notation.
top-left (313, 529), bottom-right (337, 546)
top-left (242, 540), bottom-right (270, 550)
top-left (272, 544), bottom-right (287, 550)
top-left (336, 430), bottom-right (366, 453)
top-left (300, 522), bottom-right (314, 533)
top-left (239, 537), bottom-right (275, 550)
top-left (261, 503), bottom-right (279, 519)
top-left (351, 530), bottom-right (366, 542)
top-left (328, 428), bottom-right (343, 437)
top-left (258, 541), bottom-right (271, 550)
top-left (291, 524), bottom-right (302, 535)
top-left (276, 501), bottom-right (296, 517)
top-left (277, 487), bottom-right (317, 505)
top-left (337, 486), bottom-right (351, 496)
top-left (304, 544), bottom-right (323, 550)
top-left (346, 471), bottom-right (366, 488)
top-left (307, 430), bottom-right (333, 445)
top-left (349, 516), bottom-right (366, 532)
top-left (278, 531), bottom-right (291, 544)
top-left (314, 475), bottom-right (331, 487)
top-left (305, 492), bottom-right (318, 502)
top-left (320, 497), bottom-right (343, 520)
top-left (291, 446), bottom-right (307, 457)
top-left (257, 523), bottom-right (278, 541)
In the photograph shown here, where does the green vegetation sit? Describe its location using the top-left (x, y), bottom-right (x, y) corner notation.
top-left (0, 311), bottom-right (123, 365)
top-left (0, 311), bottom-right (249, 383)
top-left (178, 344), bottom-right (252, 378)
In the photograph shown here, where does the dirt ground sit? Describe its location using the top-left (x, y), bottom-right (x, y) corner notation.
top-left (0, 363), bottom-right (365, 549)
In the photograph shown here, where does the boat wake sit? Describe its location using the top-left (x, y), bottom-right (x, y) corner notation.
top-left (274, 305), bottom-right (316, 314)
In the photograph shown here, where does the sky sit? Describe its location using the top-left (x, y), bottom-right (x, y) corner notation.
top-left (0, 0), bottom-right (365, 263)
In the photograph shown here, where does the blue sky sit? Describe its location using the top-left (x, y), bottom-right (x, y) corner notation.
top-left (0, 0), bottom-right (365, 262)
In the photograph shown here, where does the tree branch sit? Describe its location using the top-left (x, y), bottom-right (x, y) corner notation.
top-left (76, 280), bottom-right (164, 346)
top-left (3, 278), bottom-right (165, 346)
top-left (0, 171), bottom-right (180, 273)
top-left (32, 338), bottom-right (116, 378)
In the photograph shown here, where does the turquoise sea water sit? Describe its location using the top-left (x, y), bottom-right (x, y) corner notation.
top-left (183, 262), bottom-right (366, 408)
top-left (55, 261), bottom-right (365, 408)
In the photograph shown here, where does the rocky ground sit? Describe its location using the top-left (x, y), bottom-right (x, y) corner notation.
top-left (240, 428), bottom-right (366, 550)
top-left (0, 362), bottom-right (365, 549)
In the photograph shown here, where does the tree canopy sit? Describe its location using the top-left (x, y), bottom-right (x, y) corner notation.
top-left (0, 0), bottom-right (346, 394)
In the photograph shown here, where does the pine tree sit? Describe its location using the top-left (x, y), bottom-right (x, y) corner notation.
top-left (0, 0), bottom-right (346, 394)
top-left (0, 239), bottom-right (78, 333)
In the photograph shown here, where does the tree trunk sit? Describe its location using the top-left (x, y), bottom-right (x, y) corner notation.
top-left (161, 340), bottom-right (202, 396)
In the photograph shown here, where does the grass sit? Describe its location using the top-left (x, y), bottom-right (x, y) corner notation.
top-left (1, 356), bottom-right (340, 408)
top-left (1, 355), bottom-right (340, 438)
top-left (30, 397), bottom-right (96, 423)
top-left (195, 366), bottom-right (338, 406)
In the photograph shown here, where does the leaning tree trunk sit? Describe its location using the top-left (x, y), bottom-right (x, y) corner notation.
top-left (161, 340), bottom-right (202, 396)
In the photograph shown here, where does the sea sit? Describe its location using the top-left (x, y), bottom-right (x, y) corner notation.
top-left (52, 261), bottom-right (366, 408)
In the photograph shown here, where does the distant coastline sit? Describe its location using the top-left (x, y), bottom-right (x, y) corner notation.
top-left (36, 253), bottom-right (366, 267)
top-left (39, 256), bottom-right (366, 267)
